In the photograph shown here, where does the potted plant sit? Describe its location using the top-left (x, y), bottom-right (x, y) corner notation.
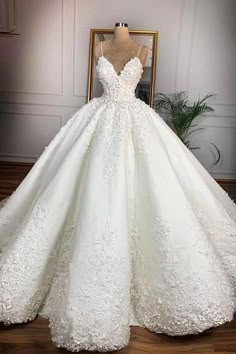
top-left (153, 90), bottom-right (221, 164)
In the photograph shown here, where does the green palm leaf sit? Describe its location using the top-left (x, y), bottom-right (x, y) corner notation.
top-left (153, 91), bottom-right (221, 164)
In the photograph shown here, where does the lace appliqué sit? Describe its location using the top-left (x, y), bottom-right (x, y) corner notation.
top-left (38, 217), bottom-right (131, 352)
top-left (188, 199), bottom-right (236, 290)
top-left (0, 203), bottom-right (59, 324)
top-left (129, 211), bottom-right (235, 336)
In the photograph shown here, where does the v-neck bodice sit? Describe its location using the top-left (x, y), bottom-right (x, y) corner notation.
top-left (96, 41), bottom-right (144, 103)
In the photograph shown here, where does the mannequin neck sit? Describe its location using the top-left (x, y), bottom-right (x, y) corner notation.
top-left (112, 25), bottom-right (131, 43)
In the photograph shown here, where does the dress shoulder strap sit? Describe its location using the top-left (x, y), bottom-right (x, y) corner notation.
top-left (137, 43), bottom-right (142, 57)
top-left (100, 41), bottom-right (103, 57)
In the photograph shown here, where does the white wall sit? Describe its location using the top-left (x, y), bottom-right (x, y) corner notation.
top-left (0, 0), bottom-right (235, 178)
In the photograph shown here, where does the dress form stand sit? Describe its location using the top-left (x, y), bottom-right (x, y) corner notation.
top-left (95, 22), bottom-right (148, 73)
top-left (100, 40), bottom-right (143, 76)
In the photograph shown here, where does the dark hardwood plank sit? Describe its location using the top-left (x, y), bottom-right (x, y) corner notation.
top-left (0, 162), bottom-right (32, 200)
top-left (0, 314), bottom-right (236, 353)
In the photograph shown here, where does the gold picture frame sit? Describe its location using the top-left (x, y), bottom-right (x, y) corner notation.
top-left (86, 29), bottom-right (159, 107)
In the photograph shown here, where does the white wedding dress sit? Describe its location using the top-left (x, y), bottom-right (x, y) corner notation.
top-left (0, 41), bottom-right (236, 352)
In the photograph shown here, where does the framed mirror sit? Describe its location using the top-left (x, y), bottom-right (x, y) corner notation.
top-left (86, 29), bottom-right (158, 107)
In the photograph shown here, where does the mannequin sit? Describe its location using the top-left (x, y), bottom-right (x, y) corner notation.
top-left (95, 22), bottom-right (148, 74)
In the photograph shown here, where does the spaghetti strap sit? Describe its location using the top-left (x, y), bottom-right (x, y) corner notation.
top-left (100, 41), bottom-right (103, 57)
top-left (137, 43), bottom-right (142, 57)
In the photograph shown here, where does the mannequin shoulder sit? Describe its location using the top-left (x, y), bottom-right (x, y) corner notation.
top-left (94, 39), bottom-right (111, 59)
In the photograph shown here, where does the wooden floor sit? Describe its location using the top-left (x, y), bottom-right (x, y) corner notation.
top-left (0, 315), bottom-right (236, 353)
top-left (0, 161), bottom-right (236, 353)
top-left (0, 162), bottom-right (33, 201)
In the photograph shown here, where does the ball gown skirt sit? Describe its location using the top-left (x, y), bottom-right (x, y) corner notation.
top-left (0, 51), bottom-right (236, 352)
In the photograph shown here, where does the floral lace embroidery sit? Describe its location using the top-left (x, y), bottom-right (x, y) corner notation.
top-left (129, 211), bottom-right (235, 336)
top-left (39, 217), bottom-right (131, 351)
top-left (0, 203), bottom-right (56, 323)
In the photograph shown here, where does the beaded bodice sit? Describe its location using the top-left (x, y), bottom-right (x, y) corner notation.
top-left (96, 41), bottom-right (144, 103)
